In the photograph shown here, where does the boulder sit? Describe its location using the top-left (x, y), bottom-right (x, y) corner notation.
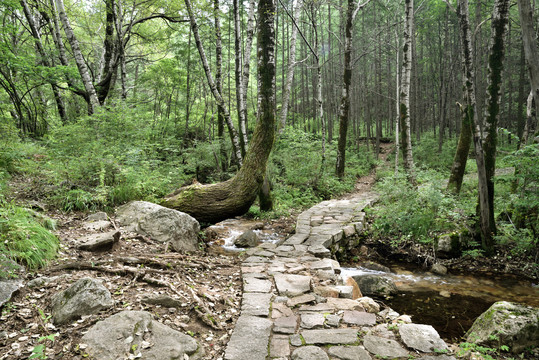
top-left (466, 301), bottom-right (539, 353)
top-left (362, 261), bottom-right (391, 273)
top-left (398, 324), bottom-right (448, 352)
top-left (352, 274), bottom-right (398, 296)
top-left (81, 310), bottom-right (203, 360)
top-left (87, 212), bottom-right (108, 221)
top-left (436, 233), bottom-right (461, 258)
top-left (51, 277), bottom-right (114, 325)
top-left (234, 230), bottom-right (260, 248)
top-left (116, 201), bottom-right (200, 253)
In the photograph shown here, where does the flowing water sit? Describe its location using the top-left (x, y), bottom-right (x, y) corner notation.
top-left (341, 265), bottom-right (539, 341)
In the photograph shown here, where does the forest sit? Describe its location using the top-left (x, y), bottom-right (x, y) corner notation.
top-left (1, 0), bottom-right (539, 358)
top-left (0, 0), bottom-right (538, 279)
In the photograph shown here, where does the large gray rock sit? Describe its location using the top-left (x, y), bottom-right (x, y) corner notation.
top-left (116, 201), bottom-right (200, 253)
top-left (274, 274), bottom-right (312, 296)
top-left (398, 324), bottom-right (448, 352)
top-left (51, 278), bottom-right (114, 324)
top-left (466, 301), bottom-right (539, 353)
top-left (234, 230), bottom-right (260, 248)
top-left (291, 346), bottom-right (329, 360)
top-left (352, 275), bottom-right (398, 296)
top-left (81, 310), bottom-right (203, 360)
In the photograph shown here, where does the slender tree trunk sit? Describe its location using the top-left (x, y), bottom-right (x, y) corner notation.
top-left (482, 0), bottom-right (511, 244)
top-left (456, 0), bottom-right (493, 253)
top-left (214, 0), bottom-right (228, 171)
top-left (184, 0), bottom-right (243, 167)
top-left (164, 0), bottom-right (276, 223)
top-left (399, 0), bottom-right (416, 184)
top-left (279, 0), bottom-right (302, 132)
top-left (20, 0), bottom-right (67, 123)
top-left (517, 0), bottom-right (539, 119)
top-left (241, 0), bottom-right (257, 142)
top-left (55, 0), bottom-right (100, 113)
top-left (183, 30), bottom-right (192, 147)
top-left (233, 0), bottom-right (247, 156)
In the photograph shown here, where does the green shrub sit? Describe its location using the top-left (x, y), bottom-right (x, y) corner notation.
top-left (0, 201), bottom-right (59, 270)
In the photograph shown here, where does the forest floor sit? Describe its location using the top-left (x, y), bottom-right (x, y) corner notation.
top-left (1, 142), bottom-right (536, 360)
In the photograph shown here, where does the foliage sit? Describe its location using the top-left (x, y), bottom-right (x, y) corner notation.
top-left (369, 169), bottom-right (472, 246)
top-left (0, 201), bottom-right (59, 269)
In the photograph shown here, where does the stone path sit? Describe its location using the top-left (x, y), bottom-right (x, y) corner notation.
top-left (223, 192), bottom-right (456, 360)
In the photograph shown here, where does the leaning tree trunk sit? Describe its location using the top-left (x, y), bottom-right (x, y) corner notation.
top-left (55, 0), bottom-right (100, 114)
top-left (517, 0), bottom-right (539, 120)
top-left (163, 0), bottom-right (276, 223)
top-left (482, 0), bottom-right (510, 244)
top-left (399, 0), bottom-right (416, 184)
top-left (183, 0), bottom-right (243, 167)
top-left (456, 0), bottom-right (492, 253)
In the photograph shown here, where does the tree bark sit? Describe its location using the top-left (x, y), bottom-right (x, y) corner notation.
top-left (279, 0), bottom-right (302, 132)
top-left (163, 0), bottom-right (276, 223)
top-left (399, 0), bottom-right (416, 184)
top-left (456, 0), bottom-right (493, 253)
top-left (214, 0), bottom-right (228, 171)
top-left (482, 0), bottom-right (510, 245)
top-left (233, 0), bottom-right (247, 156)
top-left (447, 101), bottom-right (472, 193)
top-left (55, 0), bottom-right (100, 114)
top-left (183, 0), bottom-right (243, 167)
top-left (517, 0), bottom-right (539, 120)
top-left (240, 0), bottom-right (257, 144)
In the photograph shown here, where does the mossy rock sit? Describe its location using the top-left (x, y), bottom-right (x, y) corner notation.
top-left (466, 301), bottom-right (539, 353)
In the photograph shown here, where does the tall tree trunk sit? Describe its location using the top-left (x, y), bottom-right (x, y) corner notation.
top-left (55, 0), bottom-right (100, 114)
top-left (482, 0), bottom-right (510, 244)
top-left (20, 0), bottom-right (67, 124)
top-left (517, 0), bottom-right (539, 119)
top-left (399, 0), bottom-right (416, 184)
top-left (456, 0), bottom-right (493, 253)
top-left (279, 0), bottom-right (302, 132)
top-left (183, 30), bottom-right (192, 147)
top-left (214, 0), bottom-right (228, 171)
top-left (184, 0), bottom-right (243, 167)
top-left (447, 101), bottom-right (472, 193)
top-left (164, 0), bottom-right (276, 223)
top-left (241, 0), bottom-right (257, 142)
top-left (233, 0), bottom-right (247, 156)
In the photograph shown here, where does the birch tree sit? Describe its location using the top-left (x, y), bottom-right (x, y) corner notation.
top-left (399, 0), bottom-right (416, 184)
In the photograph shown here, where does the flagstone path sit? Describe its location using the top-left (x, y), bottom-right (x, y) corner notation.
top-left (223, 192), bottom-right (456, 360)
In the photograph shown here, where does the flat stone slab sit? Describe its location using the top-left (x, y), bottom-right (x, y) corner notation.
top-left (271, 302), bottom-right (294, 318)
top-left (342, 310), bottom-right (377, 326)
top-left (274, 274), bottom-right (311, 296)
top-left (399, 324), bottom-right (448, 352)
top-left (224, 315), bottom-right (272, 360)
top-left (291, 346), bottom-right (329, 360)
top-left (242, 293), bottom-right (272, 316)
top-left (243, 256), bottom-right (270, 263)
top-left (76, 231), bottom-right (120, 251)
top-left (287, 293), bottom-right (316, 307)
top-left (363, 335), bottom-right (408, 358)
top-left (274, 315), bottom-right (298, 334)
top-left (243, 277), bottom-right (272, 293)
top-left (326, 298), bottom-right (363, 311)
top-left (300, 313), bottom-right (325, 329)
top-left (299, 303), bottom-right (335, 313)
top-left (301, 329), bottom-right (359, 345)
top-left (270, 335), bottom-right (291, 358)
top-left (328, 346), bottom-right (372, 360)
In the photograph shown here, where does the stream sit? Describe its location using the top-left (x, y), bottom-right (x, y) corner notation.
top-left (341, 265), bottom-right (539, 341)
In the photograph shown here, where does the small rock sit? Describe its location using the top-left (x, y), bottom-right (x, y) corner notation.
top-left (76, 231), bottom-right (120, 251)
top-left (399, 324), bottom-right (448, 353)
top-left (234, 230), bottom-right (261, 248)
top-left (0, 279), bottom-right (22, 307)
top-left (342, 310), bottom-right (376, 326)
top-left (141, 294), bottom-right (182, 308)
top-left (51, 278), bottom-right (114, 325)
top-left (328, 346), bottom-right (372, 360)
top-left (353, 275), bottom-right (398, 296)
top-left (300, 313), bottom-right (326, 329)
top-left (395, 314), bottom-right (412, 323)
top-left (363, 335), bottom-right (408, 358)
top-left (274, 316), bottom-right (297, 334)
top-left (270, 335), bottom-right (291, 358)
top-left (287, 293), bottom-right (316, 307)
top-left (325, 314), bottom-right (341, 327)
top-left (439, 290), bottom-right (451, 298)
top-left (335, 285), bottom-right (353, 299)
top-left (290, 334), bottom-right (303, 347)
top-left (87, 212), bottom-right (108, 221)
top-left (431, 264), bottom-right (447, 275)
top-left (358, 297), bottom-right (380, 313)
top-left (314, 286), bottom-right (340, 298)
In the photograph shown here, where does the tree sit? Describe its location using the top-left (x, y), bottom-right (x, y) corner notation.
top-left (482, 0), bottom-right (511, 247)
top-left (335, 0), bottom-right (370, 178)
top-left (399, 0), bottom-right (416, 184)
top-left (163, 0), bottom-right (276, 223)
